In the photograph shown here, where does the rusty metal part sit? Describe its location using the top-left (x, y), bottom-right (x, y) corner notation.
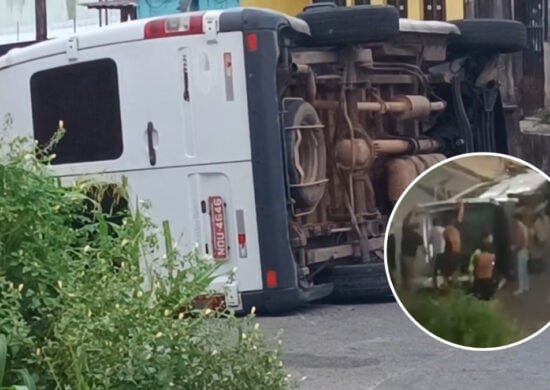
top-left (352, 173), bottom-right (379, 217)
top-left (373, 138), bottom-right (440, 155)
top-left (314, 97), bottom-right (446, 117)
top-left (335, 138), bottom-right (374, 170)
top-left (307, 245), bottom-right (354, 264)
top-left (393, 95), bottom-right (431, 120)
top-left (292, 63), bottom-right (317, 103)
top-left (336, 137), bottom-right (440, 167)
top-left (386, 154), bottom-right (446, 204)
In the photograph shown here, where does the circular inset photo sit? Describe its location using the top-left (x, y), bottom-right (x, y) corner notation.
top-left (385, 153), bottom-right (550, 350)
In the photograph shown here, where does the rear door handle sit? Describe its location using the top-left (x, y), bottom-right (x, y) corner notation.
top-left (146, 121), bottom-right (157, 166)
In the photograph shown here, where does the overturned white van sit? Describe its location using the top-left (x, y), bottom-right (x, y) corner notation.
top-left (0, 5), bottom-right (527, 312)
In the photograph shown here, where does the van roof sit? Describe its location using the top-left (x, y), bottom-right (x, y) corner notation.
top-left (0, 7), bottom-right (310, 70)
top-left (0, 17), bottom-right (151, 69)
top-left (418, 171), bottom-right (548, 211)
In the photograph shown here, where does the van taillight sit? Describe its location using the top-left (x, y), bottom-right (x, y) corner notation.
top-left (144, 13), bottom-right (205, 39)
top-left (266, 270), bottom-right (278, 289)
top-left (246, 33), bottom-right (258, 52)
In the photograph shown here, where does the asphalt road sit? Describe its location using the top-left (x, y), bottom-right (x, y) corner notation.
top-left (258, 301), bottom-right (550, 390)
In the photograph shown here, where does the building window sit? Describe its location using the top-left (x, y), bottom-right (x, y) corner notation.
top-left (355, 0), bottom-right (371, 4)
top-left (30, 58), bottom-right (123, 165)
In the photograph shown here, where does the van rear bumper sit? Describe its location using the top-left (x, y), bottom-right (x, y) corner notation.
top-left (240, 283), bottom-right (333, 314)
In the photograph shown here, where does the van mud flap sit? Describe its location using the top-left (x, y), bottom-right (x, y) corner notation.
top-left (300, 282), bottom-right (334, 302)
top-left (317, 262), bottom-right (392, 301)
top-left (240, 283), bottom-right (333, 314)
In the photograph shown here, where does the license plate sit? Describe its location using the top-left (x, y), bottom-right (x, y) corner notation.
top-left (209, 196), bottom-right (228, 260)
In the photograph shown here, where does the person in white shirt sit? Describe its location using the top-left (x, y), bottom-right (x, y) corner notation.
top-left (429, 216), bottom-right (446, 258)
top-left (429, 216), bottom-right (446, 288)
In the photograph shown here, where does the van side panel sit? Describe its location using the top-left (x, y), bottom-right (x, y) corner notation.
top-left (1, 31), bottom-right (251, 177)
top-left (60, 160), bottom-right (263, 293)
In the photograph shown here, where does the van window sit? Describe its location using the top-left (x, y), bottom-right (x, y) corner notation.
top-left (30, 58), bottom-right (123, 165)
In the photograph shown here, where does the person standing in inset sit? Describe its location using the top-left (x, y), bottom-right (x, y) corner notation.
top-left (401, 219), bottom-right (424, 290)
top-left (530, 205), bottom-right (550, 273)
top-left (513, 212), bottom-right (530, 295)
top-left (429, 216), bottom-right (446, 289)
top-left (442, 200), bottom-right (465, 287)
top-left (469, 234), bottom-right (496, 300)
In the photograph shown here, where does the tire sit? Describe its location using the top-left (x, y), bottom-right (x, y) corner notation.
top-left (284, 99), bottom-right (327, 208)
top-left (449, 19), bottom-right (527, 54)
top-left (318, 263), bottom-right (393, 300)
top-left (297, 5), bottom-right (399, 46)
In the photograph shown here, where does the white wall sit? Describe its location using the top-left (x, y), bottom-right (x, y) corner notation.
top-left (0, 0), bottom-right (120, 44)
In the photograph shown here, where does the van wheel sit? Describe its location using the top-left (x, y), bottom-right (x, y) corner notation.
top-left (297, 5), bottom-right (399, 46)
top-left (449, 19), bottom-right (527, 54)
top-left (284, 99), bottom-right (327, 208)
top-left (318, 263), bottom-right (392, 300)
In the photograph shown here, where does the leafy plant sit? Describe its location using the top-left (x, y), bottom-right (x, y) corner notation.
top-left (0, 334), bottom-right (35, 390)
top-left (0, 117), bottom-right (290, 389)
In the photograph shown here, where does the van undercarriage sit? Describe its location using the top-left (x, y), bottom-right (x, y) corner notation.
top-left (276, 6), bottom-right (527, 300)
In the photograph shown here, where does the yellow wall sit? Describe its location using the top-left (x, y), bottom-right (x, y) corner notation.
top-left (408, 0), bottom-right (423, 20)
top-left (445, 0), bottom-right (463, 21)
top-left (241, 0), bottom-right (463, 20)
top-left (240, 0), bottom-right (310, 16)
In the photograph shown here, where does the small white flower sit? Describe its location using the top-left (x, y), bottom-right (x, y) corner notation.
top-left (278, 361), bottom-right (283, 367)
top-left (178, 312), bottom-right (184, 320)
top-left (211, 350), bottom-right (218, 356)
top-left (287, 374), bottom-right (292, 378)
top-left (115, 304), bottom-right (120, 309)
top-left (23, 154), bottom-right (33, 161)
top-left (252, 345), bottom-right (257, 350)
top-left (87, 309), bottom-right (92, 317)
top-left (155, 332), bottom-right (163, 338)
top-left (254, 323), bottom-right (260, 331)
top-left (57, 280), bottom-right (63, 289)
top-left (242, 333), bottom-right (247, 340)
top-left (204, 309), bottom-right (212, 316)
top-left (137, 290), bottom-right (143, 298)
top-left (35, 348), bottom-right (41, 356)
top-left (146, 353), bottom-right (152, 360)
top-left (50, 153), bottom-right (56, 160)
top-left (164, 309), bottom-right (171, 317)
top-left (67, 293), bottom-right (76, 298)
top-left (58, 120), bottom-right (64, 129)
top-left (121, 239), bottom-right (129, 247)
top-left (83, 245), bottom-right (91, 253)
top-left (250, 306), bottom-right (256, 315)
top-left (17, 284), bottom-right (24, 292)
top-left (8, 282), bottom-right (13, 290)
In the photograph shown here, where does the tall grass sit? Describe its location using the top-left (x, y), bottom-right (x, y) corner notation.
top-left (401, 289), bottom-right (525, 348)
